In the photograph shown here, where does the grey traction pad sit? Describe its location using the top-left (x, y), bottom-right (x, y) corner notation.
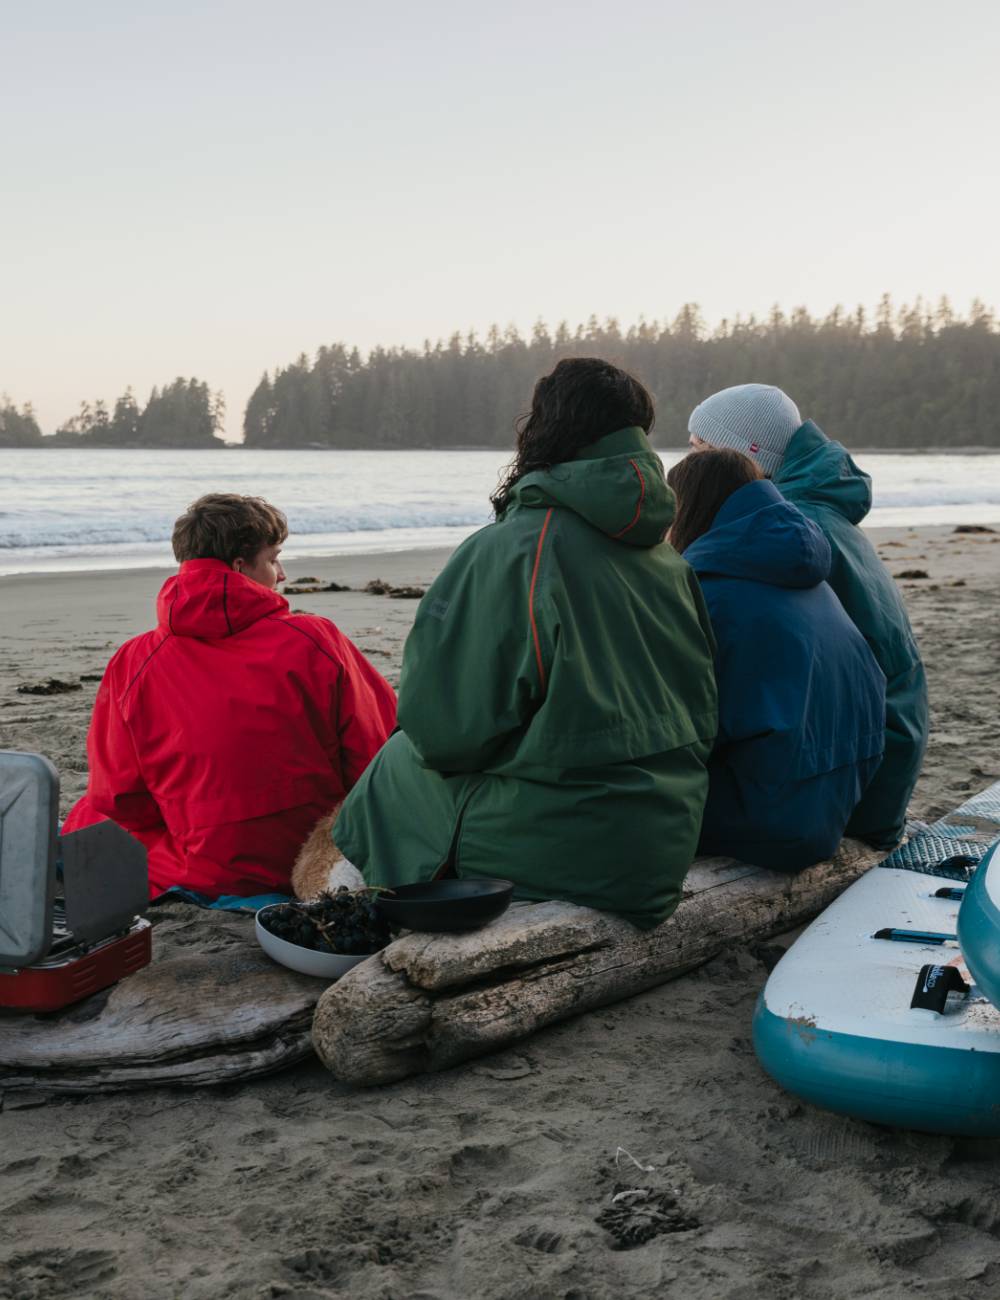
top-left (881, 781), bottom-right (1000, 879)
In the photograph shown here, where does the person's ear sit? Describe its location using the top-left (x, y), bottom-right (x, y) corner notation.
top-left (232, 557), bottom-right (245, 573)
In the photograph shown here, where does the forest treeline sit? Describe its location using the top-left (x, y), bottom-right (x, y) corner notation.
top-left (0, 379), bottom-right (224, 448)
top-left (244, 297), bottom-right (1000, 450)
top-left (4, 297), bottom-right (999, 449)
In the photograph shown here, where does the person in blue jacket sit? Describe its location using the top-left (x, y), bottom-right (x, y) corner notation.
top-left (666, 448), bottom-right (887, 871)
top-left (687, 383), bottom-right (928, 849)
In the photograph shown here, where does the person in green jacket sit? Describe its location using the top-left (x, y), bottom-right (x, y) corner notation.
top-left (687, 383), bottom-right (929, 849)
top-left (334, 358), bottom-right (719, 929)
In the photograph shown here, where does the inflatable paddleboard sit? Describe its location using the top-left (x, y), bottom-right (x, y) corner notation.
top-left (957, 839), bottom-right (1000, 1011)
top-left (754, 782), bottom-right (1000, 1136)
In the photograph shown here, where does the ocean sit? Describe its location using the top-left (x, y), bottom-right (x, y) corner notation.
top-left (2, 447), bottom-right (1000, 577)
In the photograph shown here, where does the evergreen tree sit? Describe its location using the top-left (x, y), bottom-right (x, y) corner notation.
top-left (0, 397), bottom-right (43, 446)
top-left (111, 387), bottom-right (141, 443)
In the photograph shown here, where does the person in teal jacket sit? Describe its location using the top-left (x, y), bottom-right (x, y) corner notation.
top-left (335, 358), bottom-right (719, 929)
top-left (687, 383), bottom-right (929, 848)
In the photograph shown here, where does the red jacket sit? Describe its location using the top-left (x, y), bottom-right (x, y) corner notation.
top-left (64, 559), bottom-right (397, 897)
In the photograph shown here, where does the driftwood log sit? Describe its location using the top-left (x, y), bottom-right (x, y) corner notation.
top-left (313, 838), bottom-right (882, 1087)
top-left (0, 900), bottom-right (325, 1093)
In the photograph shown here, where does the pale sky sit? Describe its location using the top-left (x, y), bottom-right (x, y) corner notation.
top-left (3, 0), bottom-right (998, 439)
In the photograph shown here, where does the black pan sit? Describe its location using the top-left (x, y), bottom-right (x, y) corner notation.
top-left (375, 877), bottom-right (514, 933)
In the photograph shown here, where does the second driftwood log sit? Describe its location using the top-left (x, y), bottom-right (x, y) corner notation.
top-left (313, 838), bottom-right (881, 1087)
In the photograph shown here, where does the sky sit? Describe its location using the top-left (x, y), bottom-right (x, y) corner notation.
top-left (2, 0), bottom-right (998, 440)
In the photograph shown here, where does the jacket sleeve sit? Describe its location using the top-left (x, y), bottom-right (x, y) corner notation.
top-left (84, 667), bottom-right (166, 833)
top-left (314, 622), bottom-right (398, 790)
top-left (698, 582), bottom-right (775, 751)
top-left (396, 536), bottom-right (546, 772)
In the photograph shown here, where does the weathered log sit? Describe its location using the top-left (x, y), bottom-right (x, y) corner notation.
top-left (0, 901), bottom-right (323, 1093)
top-left (313, 839), bottom-right (881, 1087)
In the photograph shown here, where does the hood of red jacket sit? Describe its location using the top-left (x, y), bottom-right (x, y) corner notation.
top-left (156, 559), bottom-right (288, 638)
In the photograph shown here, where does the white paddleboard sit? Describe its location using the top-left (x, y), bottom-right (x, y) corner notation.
top-left (754, 782), bottom-right (1000, 1136)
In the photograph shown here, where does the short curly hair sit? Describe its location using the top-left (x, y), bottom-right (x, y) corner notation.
top-left (171, 493), bottom-right (288, 565)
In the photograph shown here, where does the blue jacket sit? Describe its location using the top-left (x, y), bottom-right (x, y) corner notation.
top-left (684, 480), bottom-right (887, 871)
top-left (774, 422), bottom-right (929, 847)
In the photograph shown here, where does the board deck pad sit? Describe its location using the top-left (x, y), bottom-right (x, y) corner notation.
top-left (884, 784), bottom-right (1000, 877)
top-left (755, 780), bottom-right (1000, 1136)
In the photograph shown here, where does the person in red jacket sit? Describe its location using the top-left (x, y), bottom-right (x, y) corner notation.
top-left (63, 493), bottom-right (396, 899)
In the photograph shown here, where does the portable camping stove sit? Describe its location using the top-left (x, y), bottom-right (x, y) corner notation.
top-left (0, 751), bottom-right (151, 1012)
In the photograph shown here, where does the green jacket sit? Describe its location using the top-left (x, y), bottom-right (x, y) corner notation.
top-left (336, 427), bottom-right (719, 928)
top-left (774, 421), bottom-right (929, 847)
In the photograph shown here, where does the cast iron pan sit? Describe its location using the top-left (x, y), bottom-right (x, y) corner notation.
top-left (375, 877), bottom-right (514, 933)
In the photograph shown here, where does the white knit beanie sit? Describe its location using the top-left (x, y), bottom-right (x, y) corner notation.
top-left (688, 383), bottom-right (802, 478)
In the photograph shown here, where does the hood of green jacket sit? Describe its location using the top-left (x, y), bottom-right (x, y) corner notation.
top-left (775, 420), bottom-right (873, 525)
top-left (508, 427), bottom-right (673, 547)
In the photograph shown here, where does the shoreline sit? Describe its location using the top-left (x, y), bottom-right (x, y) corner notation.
top-left (0, 522), bottom-right (992, 587)
top-left (0, 543), bottom-right (457, 588)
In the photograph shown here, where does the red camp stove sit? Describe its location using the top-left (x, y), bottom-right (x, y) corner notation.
top-left (0, 751), bottom-right (151, 1013)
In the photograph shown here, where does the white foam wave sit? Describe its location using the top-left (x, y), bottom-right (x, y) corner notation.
top-left (873, 487), bottom-right (1000, 508)
top-left (0, 505), bottom-right (491, 550)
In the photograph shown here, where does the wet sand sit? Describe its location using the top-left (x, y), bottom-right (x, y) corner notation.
top-left (1, 526), bottom-right (999, 1299)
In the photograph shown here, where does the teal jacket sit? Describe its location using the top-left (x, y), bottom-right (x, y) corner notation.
top-left (335, 427), bottom-right (719, 928)
top-left (774, 421), bottom-right (929, 846)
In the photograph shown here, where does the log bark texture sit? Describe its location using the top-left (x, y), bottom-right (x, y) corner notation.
top-left (0, 901), bottom-right (324, 1093)
top-left (313, 841), bottom-right (881, 1087)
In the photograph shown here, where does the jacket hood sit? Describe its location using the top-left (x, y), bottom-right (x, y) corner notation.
top-left (774, 420), bottom-right (873, 525)
top-left (507, 427), bottom-right (673, 547)
top-left (157, 559), bottom-right (288, 638)
top-left (683, 479), bottom-right (832, 589)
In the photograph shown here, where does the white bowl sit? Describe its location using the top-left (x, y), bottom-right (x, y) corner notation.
top-left (255, 906), bottom-right (372, 981)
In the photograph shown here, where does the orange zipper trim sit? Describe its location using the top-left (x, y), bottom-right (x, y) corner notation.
top-left (612, 459), bottom-right (646, 539)
top-left (528, 508), bottom-right (554, 692)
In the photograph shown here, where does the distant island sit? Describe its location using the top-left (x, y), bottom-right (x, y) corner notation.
top-left (4, 297), bottom-right (999, 450)
top-left (0, 379), bottom-right (224, 449)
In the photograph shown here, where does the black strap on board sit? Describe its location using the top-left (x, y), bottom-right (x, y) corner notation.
top-left (910, 964), bottom-right (969, 1014)
top-left (936, 854), bottom-right (979, 876)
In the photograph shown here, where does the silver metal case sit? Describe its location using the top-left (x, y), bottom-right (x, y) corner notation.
top-left (0, 751), bottom-right (59, 969)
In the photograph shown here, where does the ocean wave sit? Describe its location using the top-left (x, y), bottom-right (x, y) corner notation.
top-left (0, 505), bottom-right (491, 550)
top-left (3, 447), bottom-right (999, 561)
top-left (872, 487), bottom-right (1000, 507)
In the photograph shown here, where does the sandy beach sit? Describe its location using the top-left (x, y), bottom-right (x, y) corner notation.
top-left (2, 525), bottom-right (999, 1299)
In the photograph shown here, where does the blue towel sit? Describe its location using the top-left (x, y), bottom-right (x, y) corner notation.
top-left (152, 886), bottom-right (292, 913)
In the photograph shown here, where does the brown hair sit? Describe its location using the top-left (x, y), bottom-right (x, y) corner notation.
top-left (171, 493), bottom-right (288, 565)
top-left (491, 357), bottom-right (655, 515)
top-left (666, 449), bottom-right (763, 555)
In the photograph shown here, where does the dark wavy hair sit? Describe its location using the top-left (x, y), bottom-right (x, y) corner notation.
top-left (666, 449), bottom-right (763, 555)
top-left (491, 358), bottom-right (655, 515)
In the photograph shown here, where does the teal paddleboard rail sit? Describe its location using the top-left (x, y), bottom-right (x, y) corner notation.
top-left (957, 841), bottom-right (1000, 1011)
top-left (753, 1000), bottom-right (1000, 1137)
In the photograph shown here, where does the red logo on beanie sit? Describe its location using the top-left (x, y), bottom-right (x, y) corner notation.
top-left (749, 442), bottom-right (760, 453)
